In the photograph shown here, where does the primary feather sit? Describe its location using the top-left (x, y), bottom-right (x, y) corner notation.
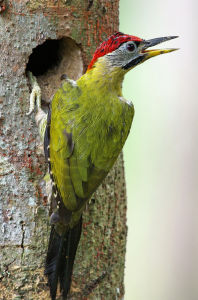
top-left (45, 71), bottom-right (134, 299)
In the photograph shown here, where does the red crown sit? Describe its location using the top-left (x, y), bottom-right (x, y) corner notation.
top-left (87, 32), bottom-right (142, 71)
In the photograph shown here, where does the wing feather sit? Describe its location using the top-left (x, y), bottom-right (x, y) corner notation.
top-left (49, 79), bottom-right (134, 213)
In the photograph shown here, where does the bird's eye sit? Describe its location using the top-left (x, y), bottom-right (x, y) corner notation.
top-left (126, 42), bottom-right (136, 52)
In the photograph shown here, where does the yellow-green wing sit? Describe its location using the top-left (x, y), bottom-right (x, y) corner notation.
top-left (49, 79), bottom-right (134, 213)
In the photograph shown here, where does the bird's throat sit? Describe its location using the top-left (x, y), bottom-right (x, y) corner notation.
top-left (79, 57), bottom-right (125, 97)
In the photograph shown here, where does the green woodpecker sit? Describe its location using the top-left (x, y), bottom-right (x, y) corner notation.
top-left (27, 32), bottom-right (178, 300)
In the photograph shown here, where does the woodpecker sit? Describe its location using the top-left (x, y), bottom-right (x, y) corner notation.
top-left (27, 32), bottom-right (178, 300)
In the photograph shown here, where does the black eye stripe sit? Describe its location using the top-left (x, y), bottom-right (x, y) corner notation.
top-left (134, 41), bottom-right (141, 46)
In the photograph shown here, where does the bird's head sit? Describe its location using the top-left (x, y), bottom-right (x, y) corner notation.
top-left (87, 32), bottom-right (178, 73)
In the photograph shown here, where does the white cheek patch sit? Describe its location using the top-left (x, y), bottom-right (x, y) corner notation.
top-left (106, 43), bottom-right (139, 68)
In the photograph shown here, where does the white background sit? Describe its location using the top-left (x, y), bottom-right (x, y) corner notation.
top-left (120, 0), bottom-right (198, 299)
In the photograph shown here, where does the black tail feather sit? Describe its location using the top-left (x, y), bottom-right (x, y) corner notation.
top-left (44, 226), bottom-right (64, 300)
top-left (60, 218), bottom-right (82, 298)
top-left (45, 218), bottom-right (82, 300)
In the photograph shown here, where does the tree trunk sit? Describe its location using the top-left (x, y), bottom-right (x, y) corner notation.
top-left (0, 1), bottom-right (127, 299)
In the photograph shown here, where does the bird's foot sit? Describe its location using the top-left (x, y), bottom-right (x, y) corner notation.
top-left (26, 71), bottom-right (42, 115)
top-left (27, 71), bottom-right (47, 142)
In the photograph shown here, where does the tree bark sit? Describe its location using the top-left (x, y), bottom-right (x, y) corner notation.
top-left (0, 1), bottom-right (127, 299)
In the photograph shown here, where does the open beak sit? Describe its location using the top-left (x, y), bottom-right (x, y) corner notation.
top-left (123, 35), bottom-right (178, 70)
top-left (141, 36), bottom-right (179, 58)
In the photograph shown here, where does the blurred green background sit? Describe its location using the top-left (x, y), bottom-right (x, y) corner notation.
top-left (119, 0), bottom-right (197, 299)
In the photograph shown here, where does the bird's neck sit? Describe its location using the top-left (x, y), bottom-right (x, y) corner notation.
top-left (77, 57), bottom-right (126, 97)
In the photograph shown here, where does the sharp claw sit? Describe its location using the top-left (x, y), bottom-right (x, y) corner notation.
top-left (26, 71), bottom-right (41, 115)
top-left (26, 71), bottom-right (47, 141)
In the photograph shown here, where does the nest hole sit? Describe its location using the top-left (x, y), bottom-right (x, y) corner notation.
top-left (26, 37), bottom-right (83, 101)
top-left (26, 39), bottom-right (62, 76)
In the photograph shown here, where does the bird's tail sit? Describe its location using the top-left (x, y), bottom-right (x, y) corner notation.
top-left (44, 217), bottom-right (82, 300)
